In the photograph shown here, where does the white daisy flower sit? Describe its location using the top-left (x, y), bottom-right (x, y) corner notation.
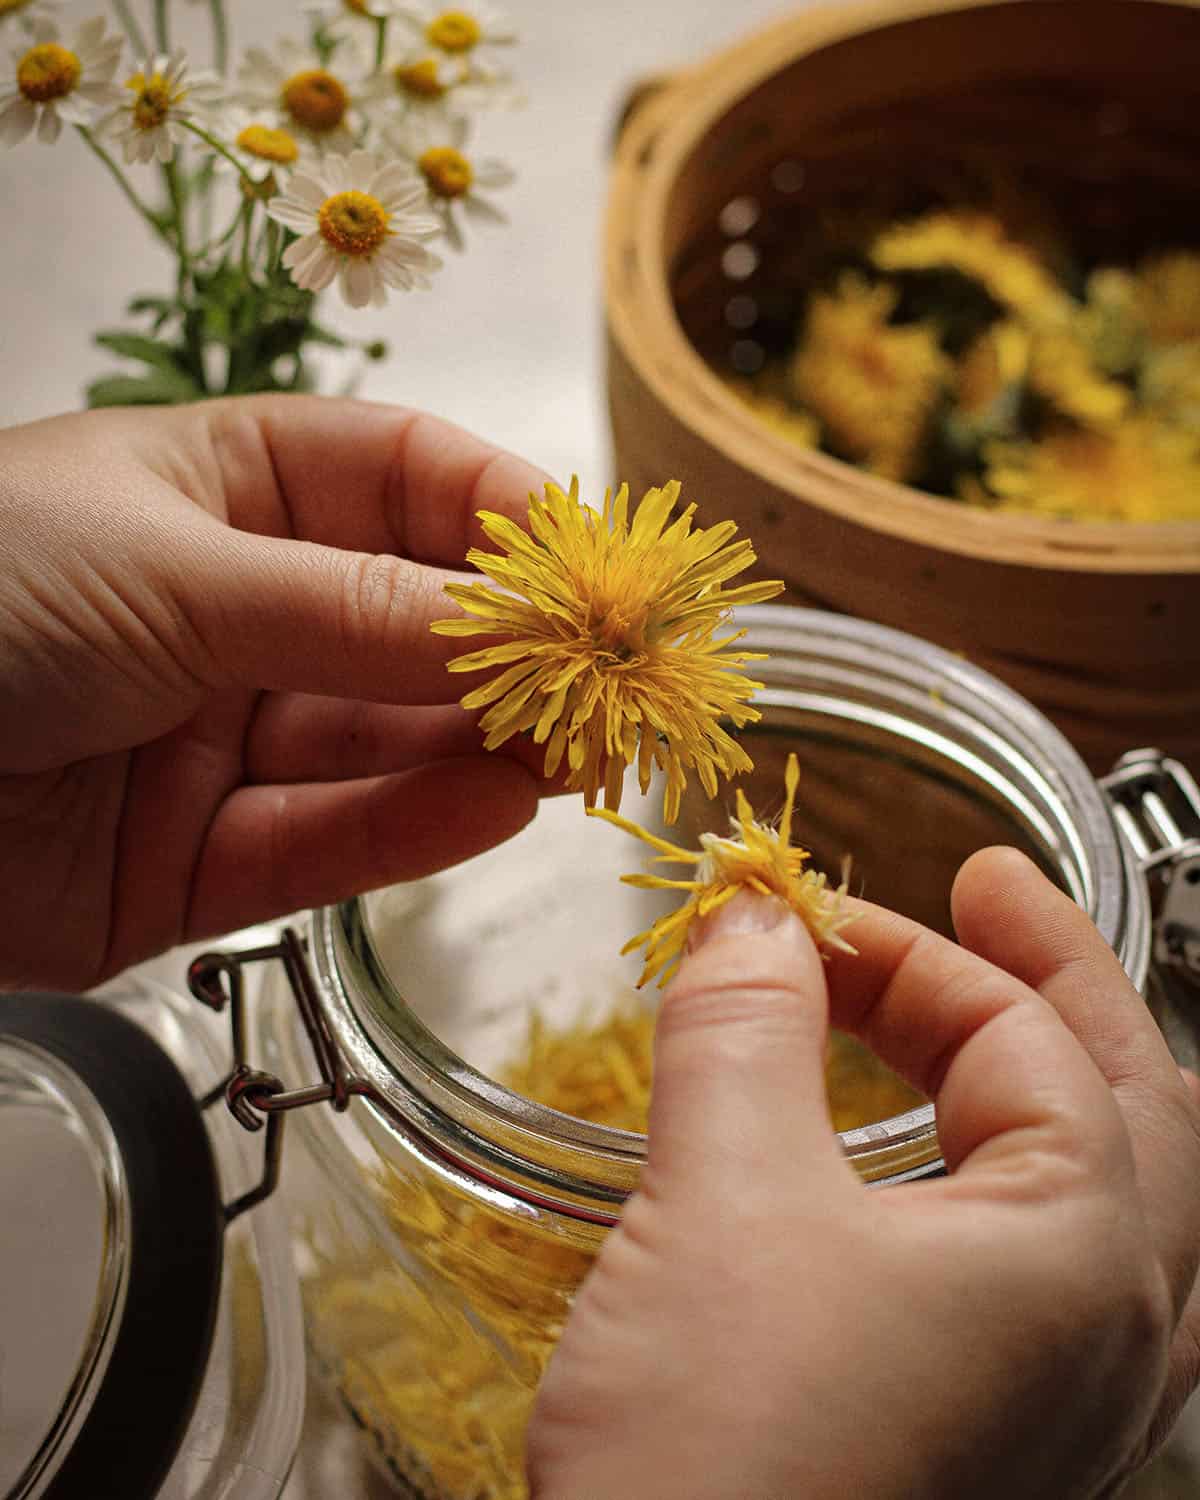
top-left (267, 147), bottom-right (443, 308)
top-left (100, 50), bottom-right (223, 164)
top-left (358, 28), bottom-right (509, 130)
top-left (0, 14), bottom-right (121, 146)
top-left (215, 109), bottom-right (313, 188)
top-left (237, 37), bottom-right (362, 155)
top-left (392, 2), bottom-right (515, 76)
top-left (386, 113), bottom-right (512, 250)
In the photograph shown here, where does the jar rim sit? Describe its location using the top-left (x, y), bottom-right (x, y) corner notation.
top-left (309, 605), bottom-right (1147, 1212)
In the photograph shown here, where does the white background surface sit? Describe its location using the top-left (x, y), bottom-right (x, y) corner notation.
top-left (3, 1), bottom-right (1200, 1495)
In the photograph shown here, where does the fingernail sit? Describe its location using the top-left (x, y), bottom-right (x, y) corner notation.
top-left (688, 889), bottom-right (786, 951)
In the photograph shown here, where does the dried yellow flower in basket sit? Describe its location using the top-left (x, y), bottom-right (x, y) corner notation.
top-left (589, 751), bottom-right (858, 989)
top-left (432, 477), bottom-right (784, 822)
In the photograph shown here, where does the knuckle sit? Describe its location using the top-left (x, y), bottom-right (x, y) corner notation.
top-left (339, 551), bottom-right (421, 662)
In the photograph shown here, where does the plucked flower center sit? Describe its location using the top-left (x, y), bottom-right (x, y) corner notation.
top-left (237, 123), bottom-right (299, 164)
top-left (281, 68), bottom-right (347, 133)
top-left (418, 145), bottom-right (472, 198)
top-left (394, 58), bottom-right (446, 98)
top-left (317, 189), bottom-right (390, 256)
top-left (17, 42), bottom-right (81, 103)
top-left (343, 0), bottom-right (371, 12)
top-left (586, 596), bottom-right (652, 657)
top-left (126, 70), bottom-right (178, 130)
top-left (426, 10), bottom-right (481, 51)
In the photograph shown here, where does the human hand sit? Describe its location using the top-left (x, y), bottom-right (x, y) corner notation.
top-left (0, 396), bottom-right (552, 990)
top-left (528, 848), bottom-right (1200, 1500)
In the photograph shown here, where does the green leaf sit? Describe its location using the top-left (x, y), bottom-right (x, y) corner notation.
top-left (86, 370), bottom-right (200, 408)
top-left (126, 295), bottom-right (177, 316)
top-left (94, 331), bottom-right (188, 374)
top-left (304, 322), bottom-right (348, 350)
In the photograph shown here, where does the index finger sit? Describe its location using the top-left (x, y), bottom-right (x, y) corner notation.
top-left (823, 898), bottom-right (1134, 1193)
top-left (168, 394), bottom-right (554, 563)
top-left (951, 847), bottom-right (1200, 1320)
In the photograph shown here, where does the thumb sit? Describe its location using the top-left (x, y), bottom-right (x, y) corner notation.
top-left (645, 891), bottom-right (854, 1206)
top-left (185, 526), bottom-right (475, 705)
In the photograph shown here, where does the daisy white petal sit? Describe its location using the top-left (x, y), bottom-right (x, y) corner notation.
top-left (266, 199), bottom-right (317, 233)
top-left (342, 256), bottom-right (375, 307)
top-left (460, 191), bottom-right (505, 223)
top-left (368, 159), bottom-right (420, 199)
top-left (0, 1), bottom-right (63, 35)
top-left (0, 95), bottom-right (36, 143)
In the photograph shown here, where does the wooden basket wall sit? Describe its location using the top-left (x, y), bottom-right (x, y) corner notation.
top-left (605, 0), bottom-right (1200, 772)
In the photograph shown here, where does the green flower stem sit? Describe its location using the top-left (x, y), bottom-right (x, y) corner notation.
top-left (198, 200), bottom-right (249, 260)
top-left (374, 16), bottom-right (388, 68)
top-left (110, 0), bottom-right (148, 57)
top-left (265, 219), bottom-right (282, 275)
top-left (153, 0), bottom-right (169, 54)
top-left (179, 118), bottom-right (259, 192)
top-left (240, 200), bottom-right (256, 282)
top-left (76, 126), bottom-right (174, 252)
top-left (208, 0), bottom-right (229, 77)
top-left (163, 160), bottom-right (189, 291)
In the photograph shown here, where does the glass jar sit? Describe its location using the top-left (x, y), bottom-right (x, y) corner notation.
top-left (195, 605), bottom-right (1199, 1500)
top-left (0, 966), bottom-right (306, 1500)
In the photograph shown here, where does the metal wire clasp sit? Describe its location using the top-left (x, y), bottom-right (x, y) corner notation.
top-left (188, 927), bottom-right (357, 1221)
top-left (1102, 749), bottom-right (1200, 989)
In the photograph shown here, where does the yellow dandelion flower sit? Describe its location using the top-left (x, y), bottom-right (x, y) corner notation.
top-left (589, 752), bottom-right (857, 989)
top-left (870, 211), bottom-right (1074, 327)
top-left (432, 479), bottom-right (785, 823)
top-left (727, 377), bottom-right (820, 450)
top-left (789, 273), bottom-right (951, 482)
top-left (1027, 330), bottom-right (1131, 428)
top-left (1135, 252), bottom-right (1200, 347)
top-left (957, 320), bottom-right (1030, 417)
top-left (981, 419), bottom-right (1200, 523)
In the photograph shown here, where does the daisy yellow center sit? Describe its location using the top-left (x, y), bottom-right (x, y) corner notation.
top-left (426, 10), bottom-right (481, 51)
top-left (343, 0), bottom-right (371, 11)
top-left (237, 123), bottom-right (299, 165)
top-left (419, 145), bottom-right (472, 198)
top-left (0, 0), bottom-right (36, 15)
top-left (394, 57), bottom-right (446, 98)
top-left (317, 190), bottom-right (390, 257)
top-left (126, 70), bottom-right (178, 130)
top-left (17, 42), bottom-right (81, 103)
top-left (281, 68), bottom-right (347, 133)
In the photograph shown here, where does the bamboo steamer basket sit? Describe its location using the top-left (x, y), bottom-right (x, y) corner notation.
top-left (605, 0), bottom-right (1200, 772)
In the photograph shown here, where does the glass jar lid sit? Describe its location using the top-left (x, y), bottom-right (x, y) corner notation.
top-left (0, 994), bottom-right (224, 1499)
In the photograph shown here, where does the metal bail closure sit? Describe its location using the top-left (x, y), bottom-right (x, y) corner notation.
top-left (1102, 748), bottom-right (1200, 991)
top-left (188, 927), bottom-right (359, 1220)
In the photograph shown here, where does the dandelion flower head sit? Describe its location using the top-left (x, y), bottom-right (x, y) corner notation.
top-left (870, 210), bottom-right (1074, 327)
top-left (589, 752), bottom-right (858, 989)
top-left (789, 273), bottom-right (952, 483)
top-left (432, 478), bottom-right (785, 823)
top-left (981, 418), bottom-right (1200, 523)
